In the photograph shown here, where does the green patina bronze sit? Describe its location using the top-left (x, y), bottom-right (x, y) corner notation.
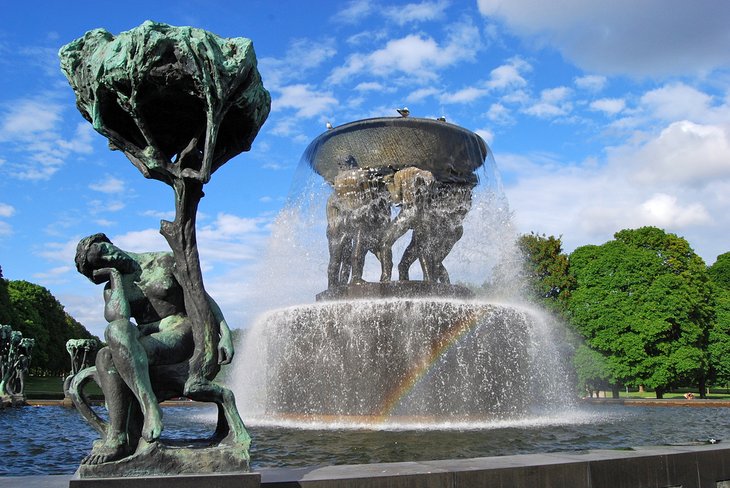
top-left (59, 21), bottom-right (270, 477)
top-left (0, 325), bottom-right (34, 406)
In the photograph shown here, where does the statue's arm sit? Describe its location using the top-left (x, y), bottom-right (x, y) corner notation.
top-left (206, 294), bottom-right (234, 365)
top-left (96, 268), bottom-right (132, 322)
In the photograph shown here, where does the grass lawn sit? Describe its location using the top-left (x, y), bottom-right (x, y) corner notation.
top-left (24, 375), bottom-right (102, 400)
top-left (591, 390), bottom-right (730, 400)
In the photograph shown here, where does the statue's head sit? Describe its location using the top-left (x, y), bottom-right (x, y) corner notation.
top-left (75, 233), bottom-right (112, 281)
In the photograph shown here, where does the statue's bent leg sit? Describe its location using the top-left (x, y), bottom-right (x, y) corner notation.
top-left (183, 379), bottom-right (251, 452)
top-left (104, 319), bottom-right (163, 444)
top-left (398, 233), bottom-right (419, 281)
top-left (380, 211), bottom-right (411, 282)
top-left (82, 347), bottom-right (138, 465)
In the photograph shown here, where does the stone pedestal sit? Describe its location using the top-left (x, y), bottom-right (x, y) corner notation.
top-left (75, 440), bottom-right (250, 479)
top-left (0, 394), bottom-right (26, 408)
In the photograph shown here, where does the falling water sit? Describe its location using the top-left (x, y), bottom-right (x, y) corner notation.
top-left (231, 142), bottom-right (575, 428)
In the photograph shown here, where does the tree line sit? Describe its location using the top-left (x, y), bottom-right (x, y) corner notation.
top-left (0, 266), bottom-right (99, 375)
top-left (514, 226), bottom-right (730, 399)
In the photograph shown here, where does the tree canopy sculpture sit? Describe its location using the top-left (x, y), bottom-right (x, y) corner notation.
top-left (59, 21), bottom-right (270, 475)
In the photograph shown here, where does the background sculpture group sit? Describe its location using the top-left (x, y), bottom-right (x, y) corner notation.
top-left (326, 162), bottom-right (473, 289)
top-left (0, 325), bottom-right (33, 401)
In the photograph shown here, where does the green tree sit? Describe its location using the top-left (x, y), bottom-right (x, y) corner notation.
top-left (0, 266), bottom-right (17, 325)
top-left (573, 344), bottom-right (614, 397)
top-left (517, 233), bottom-right (575, 313)
top-left (6, 280), bottom-right (97, 374)
top-left (708, 253), bottom-right (730, 386)
top-left (568, 227), bottom-right (713, 398)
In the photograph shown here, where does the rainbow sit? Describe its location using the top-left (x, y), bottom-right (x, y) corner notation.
top-left (374, 307), bottom-right (490, 422)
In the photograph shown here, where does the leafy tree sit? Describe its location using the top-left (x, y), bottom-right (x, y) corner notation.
top-left (0, 266), bottom-right (17, 325)
top-left (708, 253), bottom-right (730, 386)
top-left (6, 280), bottom-right (98, 374)
top-left (708, 252), bottom-right (730, 289)
top-left (573, 344), bottom-right (614, 397)
top-left (568, 227), bottom-right (713, 398)
top-left (517, 233), bottom-right (575, 313)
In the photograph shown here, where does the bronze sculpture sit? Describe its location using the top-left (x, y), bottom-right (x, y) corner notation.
top-left (59, 21), bottom-right (270, 476)
top-left (307, 117), bottom-right (487, 296)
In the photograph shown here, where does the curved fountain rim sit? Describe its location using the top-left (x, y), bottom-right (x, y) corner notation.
top-left (252, 297), bottom-right (545, 317)
top-left (305, 116), bottom-right (488, 157)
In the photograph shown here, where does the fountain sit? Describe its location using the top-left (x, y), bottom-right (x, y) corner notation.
top-left (233, 116), bottom-right (573, 426)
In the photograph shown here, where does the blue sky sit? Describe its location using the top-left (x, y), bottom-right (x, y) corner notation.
top-left (1, 0), bottom-right (729, 337)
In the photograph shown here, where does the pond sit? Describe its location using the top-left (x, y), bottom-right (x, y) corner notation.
top-left (0, 404), bottom-right (726, 476)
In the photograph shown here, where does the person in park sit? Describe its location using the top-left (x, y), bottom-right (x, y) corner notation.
top-left (74, 233), bottom-right (235, 464)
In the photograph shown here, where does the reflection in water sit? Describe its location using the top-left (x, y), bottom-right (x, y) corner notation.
top-left (1, 405), bottom-right (728, 475)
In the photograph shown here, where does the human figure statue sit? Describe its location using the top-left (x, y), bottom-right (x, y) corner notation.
top-left (326, 192), bottom-right (354, 288)
top-left (67, 339), bottom-right (98, 375)
top-left (0, 325), bottom-right (12, 387)
top-left (398, 183), bottom-right (473, 283)
top-left (73, 233), bottom-right (242, 465)
top-left (326, 164), bottom-right (391, 286)
top-left (64, 339), bottom-right (98, 397)
top-left (0, 330), bottom-right (25, 396)
top-left (8, 338), bottom-right (33, 395)
top-left (379, 166), bottom-right (435, 282)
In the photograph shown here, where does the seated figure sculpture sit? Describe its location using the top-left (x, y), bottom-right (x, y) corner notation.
top-left (73, 233), bottom-right (241, 465)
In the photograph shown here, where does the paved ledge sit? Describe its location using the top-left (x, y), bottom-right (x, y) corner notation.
top-left (3, 444), bottom-right (730, 488)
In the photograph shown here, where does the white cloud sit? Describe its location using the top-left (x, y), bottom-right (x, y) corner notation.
top-left (639, 83), bottom-right (716, 123)
top-left (383, 0), bottom-right (449, 25)
top-left (477, 0), bottom-right (730, 76)
top-left (0, 221), bottom-right (12, 237)
top-left (407, 87), bottom-right (441, 103)
top-left (112, 229), bottom-right (169, 253)
top-left (590, 98), bottom-right (625, 116)
top-left (89, 175), bottom-right (126, 194)
top-left (328, 19), bottom-right (481, 83)
top-left (524, 86), bottom-right (572, 118)
top-left (638, 193), bottom-right (711, 227)
top-left (475, 128), bottom-right (495, 144)
top-left (331, 0), bottom-right (374, 24)
top-left (259, 38), bottom-right (337, 89)
top-left (625, 121), bottom-right (730, 186)
top-left (0, 99), bottom-right (61, 139)
top-left (440, 86), bottom-right (489, 104)
top-left (486, 103), bottom-right (512, 124)
top-left (575, 75), bottom-right (607, 92)
top-left (355, 81), bottom-right (387, 92)
top-left (486, 58), bottom-right (530, 90)
top-left (0, 203), bottom-right (15, 218)
top-left (57, 122), bottom-right (94, 154)
top-left (500, 114), bottom-right (730, 263)
top-left (0, 99), bottom-right (97, 180)
top-left (272, 84), bottom-right (338, 118)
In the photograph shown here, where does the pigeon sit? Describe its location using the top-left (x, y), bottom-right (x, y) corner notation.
top-left (437, 116), bottom-right (446, 122)
top-left (396, 107), bottom-right (410, 117)
top-left (326, 121), bottom-right (333, 130)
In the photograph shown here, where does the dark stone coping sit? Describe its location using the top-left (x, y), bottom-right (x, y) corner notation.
top-left (5, 444), bottom-right (730, 488)
top-left (316, 281), bottom-right (475, 301)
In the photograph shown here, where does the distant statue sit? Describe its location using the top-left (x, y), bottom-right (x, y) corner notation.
top-left (398, 183), bottom-right (473, 283)
top-left (326, 164), bottom-right (391, 286)
top-left (379, 166), bottom-right (435, 282)
top-left (63, 338), bottom-right (98, 398)
top-left (0, 327), bottom-right (33, 398)
top-left (72, 233), bottom-right (244, 465)
top-left (67, 339), bottom-right (99, 375)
